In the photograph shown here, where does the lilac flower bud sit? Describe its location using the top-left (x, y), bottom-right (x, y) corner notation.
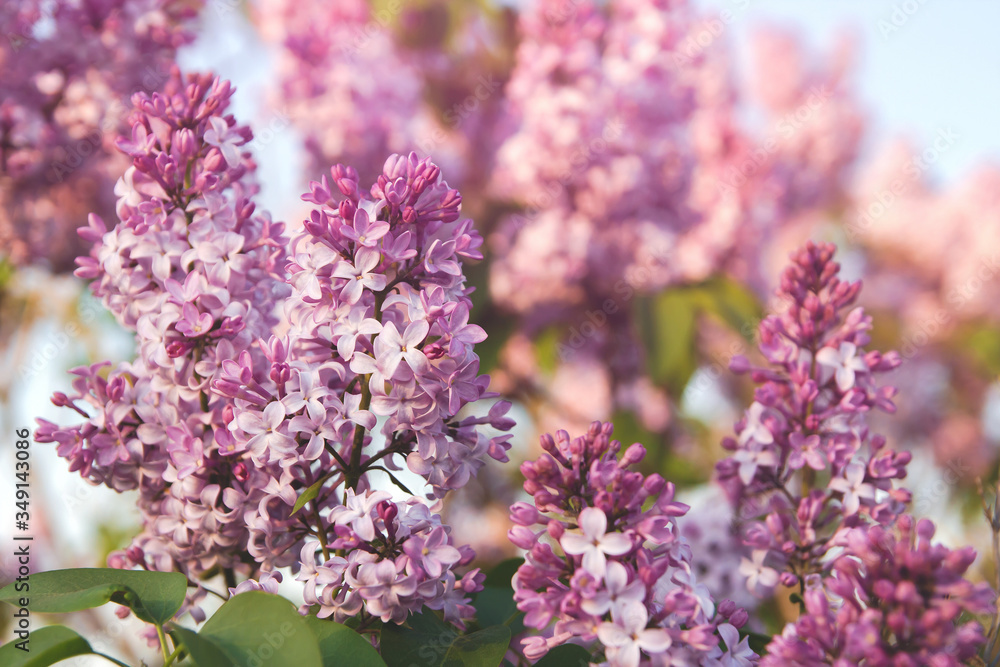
top-left (510, 502), bottom-right (539, 526)
top-left (619, 443), bottom-right (646, 467)
top-left (546, 521), bottom-right (564, 541)
top-left (778, 572), bottom-right (798, 587)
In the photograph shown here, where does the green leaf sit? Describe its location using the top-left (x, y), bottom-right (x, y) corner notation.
top-left (472, 559), bottom-right (523, 632)
top-left (534, 326), bottom-right (564, 373)
top-left (196, 592), bottom-right (322, 667)
top-left (695, 276), bottom-right (763, 343)
top-left (304, 615), bottom-right (385, 667)
top-left (0, 625), bottom-right (93, 667)
top-left (381, 611), bottom-right (509, 667)
top-left (469, 307), bottom-right (515, 375)
top-left (0, 568), bottom-right (187, 625)
top-left (0, 257), bottom-right (15, 291)
top-left (169, 625), bottom-right (234, 667)
top-left (635, 276), bottom-right (762, 399)
top-left (634, 290), bottom-right (699, 397)
top-left (532, 643), bottom-right (592, 667)
top-left (609, 410), bottom-right (660, 450)
top-left (957, 324), bottom-right (1000, 376)
top-left (380, 611), bottom-right (459, 667)
top-left (745, 631), bottom-right (772, 657)
top-left (441, 625), bottom-right (510, 667)
top-left (292, 479), bottom-right (324, 515)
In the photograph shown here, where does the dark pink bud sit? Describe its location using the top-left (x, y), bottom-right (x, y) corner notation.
top-left (546, 521), bottom-right (565, 540)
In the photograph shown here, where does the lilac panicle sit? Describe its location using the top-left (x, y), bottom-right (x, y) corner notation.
top-left (717, 241), bottom-right (910, 595)
top-left (510, 421), bottom-right (758, 666)
top-left (37, 67), bottom-right (508, 630)
top-left (0, 0), bottom-right (196, 272)
top-left (762, 516), bottom-right (994, 666)
top-left (36, 69), bottom-right (289, 606)
top-left (211, 150), bottom-right (511, 625)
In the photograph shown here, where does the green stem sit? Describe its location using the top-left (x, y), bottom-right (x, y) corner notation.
top-left (346, 290), bottom-right (386, 491)
top-left (162, 644), bottom-right (183, 667)
top-left (156, 624), bottom-right (172, 664)
top-left (346, 377), bottom-right (372, 491)
top-left (313, 499), bottom-right (331, 559)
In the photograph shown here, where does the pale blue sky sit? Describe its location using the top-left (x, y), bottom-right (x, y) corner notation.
top-left (697, 0), bottom-right (1000, 186)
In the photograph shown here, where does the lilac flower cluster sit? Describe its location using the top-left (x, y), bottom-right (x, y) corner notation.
top-left (716, 241), bottom-right (910, 595)
top-left (510, 422), bottom-right (757, 666)
top-left (490, 0), bottom-right (698, 321)
top-left (297, 491), bottom-right (483, 626)
top-left (762, 516), bottom-right (994, 666)
top-left (0, 0), bottom-right (196, 272)
top-left (37, 70), bottom-right (287, 603)
top-left (214, 152), bottom-right (513, 574)
top-left (37, 64), bottom-right (510, 629)
top-left (256, 0), bottom-right (434, 184)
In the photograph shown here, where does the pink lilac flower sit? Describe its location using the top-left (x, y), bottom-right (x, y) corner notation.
top-left (510, 421), bottom-right (757, 665)
top-left (490, 0), bottom-right (698, 319)
top-left (561, 507), bottom-right (633, 577)
top-left (255, 0), bottom-right (436, 185)
top-left (597, 601), bottom-right (672, 667)
top-left (0, 0), bottom-right (196, 272)
top-left (717, 241), bottom-right (910, 594)
top-left (298, 494), bottom-right (482, 627)
top-left (229, 571), bottom-right (283, 597)
top-left (40, 110), bottom-right (508, 631)
top-left (36, 69), bottom-right (284, 618)
top-left (208, 151), bottom-right (512, 629)
top-left (762, 516), bottom-right (994, 666)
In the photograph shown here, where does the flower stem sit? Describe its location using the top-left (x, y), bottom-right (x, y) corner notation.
top-left (156, 624), bottom-right (172, 665)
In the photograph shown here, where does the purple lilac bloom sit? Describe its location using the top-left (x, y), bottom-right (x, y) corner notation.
top-left (0, 0), bottom-right (196, 272)
top-left (298, 493), bottom-right (482, 626)
top-left (762, 516), bottom-right (995, 666)
top-left (37, 69), bottom-right (289, 599)
top-left (717, 241), bottom-right (910, 596)
top-left (37, 68), bottom-right (509, 630)
top-left (36, 68), bottom-right (286, 620)
top-left (510, 421), bottom-right (758, 666)
top-left (216, 151), bottom-right (513, 578)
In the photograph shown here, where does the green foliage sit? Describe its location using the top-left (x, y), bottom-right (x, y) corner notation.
top-left (635, 288), bottom-right (700, 397)
top-left (956, 323), bottom-right (1000, 376)
top-left (0, 568), bottom-right (187, 625)
top-left (534, 326), bottom-right (564, 374)
top-left (0, 626), bottom-right (93, 667)
top-left (170, 592), bottom-right (390, 667)
top-left (380, 609), bottom-right (510, 667)
top-left (0, 257), bottom-right (14, 291)
top-left (471, 558), bottom-right (523, 633)
top-left (305, 615), bottom-right (386, 667)
top-left (746, 631), bottom-right (772, 657)
top-left (292, 477), bottom-right (325, 514)
top-left (169, 625), bottom-right (235, 667)
top-left (634, 275), bottom-right (762, 398)
top-left (176, 591), bottom-right (322, 667)
top-left (532, 643), bottom-right (592, 667)
top-left (694, 276), bottom-right (762, 343)
top-left (0, 570), bottom-right (526, 667)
